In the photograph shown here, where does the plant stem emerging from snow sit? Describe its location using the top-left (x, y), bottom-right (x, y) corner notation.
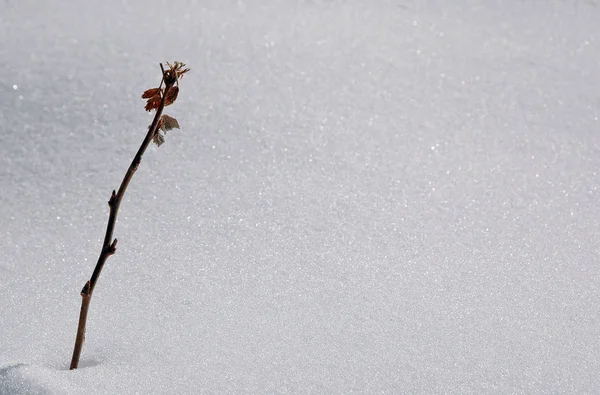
top-left (69, 62), bottom-right (188, 370)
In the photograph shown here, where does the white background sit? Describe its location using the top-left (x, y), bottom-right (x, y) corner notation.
top-left (1, 1), bottom-right (600, 393)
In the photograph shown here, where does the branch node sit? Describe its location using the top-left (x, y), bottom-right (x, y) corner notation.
top-left (80, 281), bottom-right (91, 296)
top-left (108, 190), bottom-right (116, 207)
top-left (107, 239), bottom-right (118, 255)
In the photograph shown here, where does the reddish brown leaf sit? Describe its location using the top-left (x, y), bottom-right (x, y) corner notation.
top-left (164, 86), bottom-right (179, 106)
top-left (145, 95), bottom-right (161, 112)
top-left (160, 114), bottom-right (180, 131)
top-left (142, 87), bottom-right (161, 99)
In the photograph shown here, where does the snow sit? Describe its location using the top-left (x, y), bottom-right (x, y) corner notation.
top-left (2, 0), bottom-right (600, 393)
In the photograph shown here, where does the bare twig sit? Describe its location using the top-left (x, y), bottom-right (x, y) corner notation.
top-left (70, 62), bottom-right (188, 370)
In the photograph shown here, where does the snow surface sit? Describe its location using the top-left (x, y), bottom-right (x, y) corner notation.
top-left (2, 0), bottom-right (600, 393)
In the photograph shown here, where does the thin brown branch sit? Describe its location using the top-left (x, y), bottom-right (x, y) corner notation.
top-left (69, 63), bottom-right (180, 370)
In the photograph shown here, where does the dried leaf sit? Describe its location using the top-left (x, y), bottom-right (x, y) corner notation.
top-left (152, 131), bottom-right (165, 147)
top-left (160, 114), bottom-right (180, 131)
top-left (142, 87), bottom-right (161, 99)
top-left (168, 61), bottom-right (190, 79)
top-left (164, 86), bottom-right (179, 106)
top-left (145, 95), bottom-right (161, 112)
top-left (177, 68), bottom-right (190, 79)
